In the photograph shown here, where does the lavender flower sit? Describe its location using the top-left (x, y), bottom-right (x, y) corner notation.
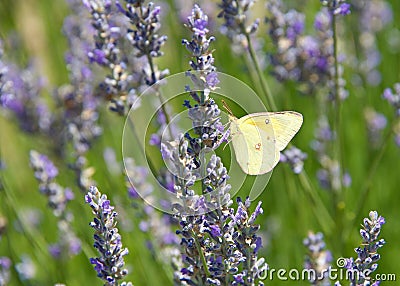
top-left (280, 146), bottom-right (307, 174)
top-left (364, 108), bottom-right (387, 148)
top-left (125, 155), bottom-right (182, 277)
top-left (320, 0), bottom-right (351, 15)
top-left (0, 41), bottom-right (51, 133)
top-left (172, 5), bottom-right (267, 284)
top-left (343, 211), bottom-right (386, 285)
top-left (15, 255), bottom-right (36, 281)
top-left (317, 2), bottom-right (350, 103)
top-left (29, 150), bottom-right (82, 257)
top-left (57, 2), bottom-right (103, 191)
top-left (117, 0), bottom-right (169, 86)
top-left (382, 83), bottom-right (400, 116)
top-left (125, 157), bottom-right (153, 200)
top-left (266, 0), bottom-right (348, 100)
top-left (303, 232), bottom-right (332, 285)
top-left (30, 150), bottom-right (69, 216)
top-left (267, 1), bottom-right (325, 90)
top-left (177, 195), bottom-right (266, 285)
top-left (311, 117), bottom-right (351, 190)
top-left (85, 186), bottom-right (132, 285)
top-left (217, 0), bottom-right (267, 84)
top-left (218, 0), bottom-right (260, 44)
top-left (182, 5), bottom-right (227, 149)
top-left (103, 147), bottom-right (122, 176)
top-left (353, 0), bottom-right (393, 86)
top-left (84, 0), bottom-right (136, 115)
top-left (0, 257), bottom-right (11, 285)
top-left (335, 3), bottom-right (351, 16)
top-left (183, 4), bottom-right (216, 76)
top-left (149, 107), bottom-right (179, 149)
top-left (382, 83), bottom-right (400, 146)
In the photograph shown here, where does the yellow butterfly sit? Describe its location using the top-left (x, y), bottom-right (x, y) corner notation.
top-left (223, 101), bottom-right (303, 175)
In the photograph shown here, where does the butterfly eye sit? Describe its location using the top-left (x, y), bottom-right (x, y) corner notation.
top-left (265, 119), bottom-right (270, 124)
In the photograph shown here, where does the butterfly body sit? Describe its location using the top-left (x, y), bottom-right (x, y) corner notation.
top-left (229, 111), bottom-right (303, 175)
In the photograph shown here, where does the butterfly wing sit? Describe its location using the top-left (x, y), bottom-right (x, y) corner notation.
top-left (267, 111), bottom-right (303, 151)
top-left (231, 116), bottom-right (279, 175)
top-left (231, 111), bottom-right (303, 175)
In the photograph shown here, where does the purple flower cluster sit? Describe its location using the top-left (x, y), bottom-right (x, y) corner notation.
top-left (117, 0), bottom-right (169, 86)
top-left (30, 150), bottom-right (71, 216)
top-left (85, 186), bottom-right (132, 285)
top-left (161, 134), bottom-right (198, 200)
top-left (83, 0), bottom-right (136, 115)
top-left (149, 107), bottom-right (179, 152)
top-left (29, 150), bottom-right (82, 257)
top-left (353, 0), bottom-right (393, 86)
top-left (54, 1), bottom-right (103, 191)
top-left (320, 0), bottom-right (351, 15)
top-left (177, 196), bottom-right (266, 285)
top-left (218, 0), bottom-right (260, 43)
top-left (0, 257), bottom-right (11, 285)
top-left (280, 146), bottom-right (307, 174)
top-left (183, 4), bottom-right (216, 78)
top-left (342, 211), bottom-right (386, 285)
top-left (0, 40), bottom-right (51, 133)
top-left (169, 5), bottom-right (267, 284)
top-left (125, 156), bottom-right (181, 270)
top-left (311, 117), bottom-right (351, 190)
top-left (266, 0), bottom-right (331, 93)
top-left (383, 83), bottom-right (400, 116)
top-left (364, 108), bottom-right (387, 148)
top-left (15, 255), bottom-right (36, 281)
top-left (266, 0), bottom-right (348, 100)
top-left (382, 83), bottom-right (400, 146)
top-left (181, 5), bottom-right (227, 150)
top-left (303, 232), bottom-right (332, 285)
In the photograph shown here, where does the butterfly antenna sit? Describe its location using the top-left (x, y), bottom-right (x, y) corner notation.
top-left (221, 99), bottom-right (233, 116)
top-left (222, 139), bottom-right (232, 151)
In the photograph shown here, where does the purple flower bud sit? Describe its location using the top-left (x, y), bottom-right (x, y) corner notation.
top-left (89, 49), bottom-right (107, 65)
top-left (86, 186), bottom-right (130, 284)
top-left (149, 134), bottom-right (161, 146)
top-left (49, 244), bottom-right (62, 259)
top-left (0, 257), bottom-right (11, 269)
top-left (254, 236), bottom-right (262, 253)
top-left (337, 3), bottom-right (351, 16)
top-left (206, 72), bottom-right (219, 88)
top-left (209, 225), bottom-right (222, 237)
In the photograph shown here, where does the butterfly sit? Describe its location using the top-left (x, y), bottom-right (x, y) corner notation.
top-left (222, 100), bottom-right (303, 175)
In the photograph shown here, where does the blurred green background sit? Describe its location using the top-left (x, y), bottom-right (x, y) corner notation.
top-left (1, 0), bottom-right (400, 285)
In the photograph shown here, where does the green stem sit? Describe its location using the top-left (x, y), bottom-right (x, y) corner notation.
top-left (331, 10), bottom-right (345, 251)
top-left (298, 172), bottom-right (335, 234)
top-left (138, 1), bottom-right (174, 140)
top-left (244, 31), bottom-right (277, 111)
top-left (127, 119), bottom-right (158, 177)
top-left (145, 52), bottom-right (174, 139)
top-left (331, 11), bottom-right (343, 193)
top-left (353, 125), bottom-right (393, 227)
top-left (192, 229), bottom-right (211, 278)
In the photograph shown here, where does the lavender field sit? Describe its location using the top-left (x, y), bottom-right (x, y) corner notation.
top-left (0, 0), bottom-right (399, 285)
